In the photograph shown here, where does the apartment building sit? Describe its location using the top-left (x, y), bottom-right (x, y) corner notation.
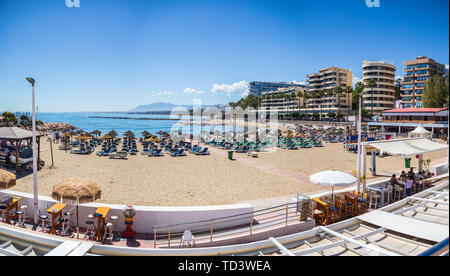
top-left (260, 87), bottom-right (307, 114)
top-left (362, 61), bottom-right (396, 114)
top-left (305, 67), bottom-right (353, 115)
top-left (401, 56), bottom-right (446, 108)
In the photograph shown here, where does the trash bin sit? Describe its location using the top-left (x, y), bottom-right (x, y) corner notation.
top-left (404, 158), bottom-right (412, 168)
top-left (228, 150), bottom-right (234, 160)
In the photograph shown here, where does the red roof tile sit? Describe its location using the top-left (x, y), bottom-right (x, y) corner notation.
top-left (383, 108), bottom-right (448, 113)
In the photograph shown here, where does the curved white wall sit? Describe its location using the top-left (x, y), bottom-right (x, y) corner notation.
top-left (0, 190), bottom-right (253, 234)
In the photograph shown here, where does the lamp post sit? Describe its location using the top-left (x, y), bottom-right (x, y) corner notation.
top-left (26, 77), bottom-right (39, 225)
top-left (356, 94), bottom-right (362, 194)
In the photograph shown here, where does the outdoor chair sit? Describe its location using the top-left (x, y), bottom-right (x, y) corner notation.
top-left (180, 230), bottom-right (196, 248)
top-left (368, 190), bottom-right (381, 210)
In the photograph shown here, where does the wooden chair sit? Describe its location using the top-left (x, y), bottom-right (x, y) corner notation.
top-left (329, 195), bottom-right (344, 223)
top-left (353, 191), bottom-right (368, 214)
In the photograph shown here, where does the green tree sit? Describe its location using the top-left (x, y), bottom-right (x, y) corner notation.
top-left (1, 112), bottom-right (18, 126)
top-left (19, 114), bottom-right (31, 127)
top-left (352, 82), bottom-right (365, 113)
top-left (394, 77), bottom-right (402, 100)
top-left (423, 75), bottom-right (448, 108)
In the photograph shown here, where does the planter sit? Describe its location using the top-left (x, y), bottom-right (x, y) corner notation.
top-left (122, 217), bottom-right (135, 238)
top-left (122, 205), bottom-right (136, 239)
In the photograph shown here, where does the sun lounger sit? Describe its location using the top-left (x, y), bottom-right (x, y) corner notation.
top-left (195, 148), bottom-right (210, 155)
top-left (170, 149), bottom-right (186, 157)
top-left (248, 151), bottom-right (258, 158)
top-left (109, 152), bottom-right (127, 159)
top-left (149, 149), bottom-right (164, 157)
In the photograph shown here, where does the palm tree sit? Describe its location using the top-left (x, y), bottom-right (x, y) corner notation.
top-left (326, 88), bottom-right (335, 115)
top-left (334, 86), bottom-right (343, 114)
top-left (318, 90), bottom-right (325, 120)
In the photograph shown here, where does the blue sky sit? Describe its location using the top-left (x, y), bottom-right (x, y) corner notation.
top-left (0, 0), bottom-right (448, 112)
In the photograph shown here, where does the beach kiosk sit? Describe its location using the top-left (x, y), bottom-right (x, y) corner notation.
top-left (0, 127), bottom-right (44, 172)
top-left (358, 138), bottom-right (449, 192)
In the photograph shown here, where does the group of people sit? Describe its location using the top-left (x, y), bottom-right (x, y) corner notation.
top-left (390, 168), bottom-right (431, 197)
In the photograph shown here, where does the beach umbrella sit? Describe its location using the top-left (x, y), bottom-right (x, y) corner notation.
top-left (51, 178), bottom-right (102, 238)
top-left (309, 170), bottom-right (357, 205)
top-left (0, 169), bottom-right (16, 190)
top-left (74, 135), bottom-right (91, 141)
top-left (99, 134), bottom-right (113, 140)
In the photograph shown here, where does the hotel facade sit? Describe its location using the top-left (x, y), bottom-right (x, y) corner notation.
top-left (401, 56), bottom-right (446, 108)
top-left (305, 67), bottom-right (353, 115)
top-left (260, 87), bottom-right (307, 115)
top-left (362, 61), bottom-right (397, 114)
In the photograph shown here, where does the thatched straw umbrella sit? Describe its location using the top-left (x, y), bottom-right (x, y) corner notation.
top-left (99, 134), bottom-right (113, 140)
top-left (51, 178), bottom-right (102, 238)
top-left (74, 135), bottom-right (91, 141)
top-left (0, 169), bottom-right (16, 190)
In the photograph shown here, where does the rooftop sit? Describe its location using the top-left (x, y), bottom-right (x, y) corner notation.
top-left (0, 127), bottom-right (44, 140)
top-left (383, 108), bottom-right (448, 114)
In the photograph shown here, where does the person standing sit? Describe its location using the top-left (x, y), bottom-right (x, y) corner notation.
top-left (405, 177), bottom-right (414, 197)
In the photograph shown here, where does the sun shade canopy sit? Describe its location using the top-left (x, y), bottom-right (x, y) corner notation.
top-left (364, 138), bottom-right (449, 157)
top-left (0, 127), bottom-right (44, 140)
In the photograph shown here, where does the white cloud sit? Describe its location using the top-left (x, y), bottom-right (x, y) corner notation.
top-left (183, 88), bottom-right (204, 95)
top-left (211, 80), bottom-right (249, 97)
top-left (291, 80), bottom-right (306, 85)
top-left (352, 76), bottom-right (363, 86)
top-left (395, 75), bottom-right (404, 81)
top-left (152, 90), bottom-right (173, 96)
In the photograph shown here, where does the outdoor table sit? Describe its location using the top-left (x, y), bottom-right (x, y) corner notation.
top-left (343, 192), bottom-right (358, 216)
top-left (367, 186), bottom-right (390, 207)
top-left (47, 203), bottom-right (67, 235)
top-left (94, 207), bottom-right (111, 241)
top-left (4, 196), bottom-right (22, 224)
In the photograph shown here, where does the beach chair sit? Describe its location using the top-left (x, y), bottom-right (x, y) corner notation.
top-left (195, 148), bottom-right (210, 155)
top-left (109, 152), bottom-right (127, 159)
top-left (150, 149), bottom-right (164, 157)
top-left (171, 149), bottom-right (186, 157)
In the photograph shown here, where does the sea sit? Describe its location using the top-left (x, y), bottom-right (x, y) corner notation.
top-left (36, 112), bottom-right (232, 137)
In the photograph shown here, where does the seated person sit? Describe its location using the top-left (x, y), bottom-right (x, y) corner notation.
top-left (388, 174), bottom-right (397, 189)
top-left (399, 171), bottom-right (407, 182)
top-left (416, 171), bottom-right (424, 180)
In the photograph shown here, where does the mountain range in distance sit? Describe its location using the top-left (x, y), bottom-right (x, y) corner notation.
top-left (129, 102), bottom-right (226, 112)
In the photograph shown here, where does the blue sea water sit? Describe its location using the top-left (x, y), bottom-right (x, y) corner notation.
top-left (36, 112), bottom-right (232, 137)
top-left (37, 112), bottom-right (182, 137)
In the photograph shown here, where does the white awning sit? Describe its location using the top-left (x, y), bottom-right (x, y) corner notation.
top-left (364, 138), bottom-right (449, 156)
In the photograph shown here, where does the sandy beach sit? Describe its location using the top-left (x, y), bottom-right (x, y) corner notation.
top-left (11, 138), bottom-right (448, 207)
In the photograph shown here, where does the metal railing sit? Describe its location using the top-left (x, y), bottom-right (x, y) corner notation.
top-left (151, 199), bottom-right (312, 248)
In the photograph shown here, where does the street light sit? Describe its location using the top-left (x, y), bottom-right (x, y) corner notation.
top-left (26, 77), bottom-right (39, 225)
